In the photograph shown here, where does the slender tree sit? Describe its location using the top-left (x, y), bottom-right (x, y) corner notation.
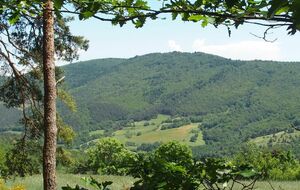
top-left (42, 0), bottom-right (57, 189)
top-left (0, 1), bottom-right (87, 189)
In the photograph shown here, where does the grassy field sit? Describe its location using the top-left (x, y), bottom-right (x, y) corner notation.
top-left (4, 174), bottom-right (300, 190)
top-left (109, 114), bottom-right (205, 148)
top-left (5, 174), bottom-right (134, 190)
top-left (250, 130), bottom-right (300, 146)
top-left (126, 123), bottom-right (204, 146)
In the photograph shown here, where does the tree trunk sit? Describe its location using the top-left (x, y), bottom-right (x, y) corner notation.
top-left (42, 0), bottom-right (57, 190)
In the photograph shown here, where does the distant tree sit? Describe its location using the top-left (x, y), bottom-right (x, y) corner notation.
top-left (87, 138), bottom-right (136, 175)
top-left (136, 131), bottom-right (142, 136)
top-left (143, 122), bottom-right (150, 126)
top-left (137, 142), bottom-right (161, 152)
top-left (154, 141), bottom-right (193, 167)
top-left (234, 144), bottom-right (300, 180)
top-left (190, 133), bottom-right (198, 142)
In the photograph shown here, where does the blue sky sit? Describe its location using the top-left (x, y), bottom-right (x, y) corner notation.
top-left (68, 16), bottom-right (300, 62)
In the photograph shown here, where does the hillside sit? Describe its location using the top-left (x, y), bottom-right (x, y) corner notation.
top-left (0, 77), bottom-right (22, 132)
top-left (0, 103), bottom-right (21, 132)
top-left (2, 52), bottom-right (300, 156)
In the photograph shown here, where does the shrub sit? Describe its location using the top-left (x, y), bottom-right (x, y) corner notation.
top-left (0, 180), bottom-right (26, 190)
top-left (125, 141), bottom-right (136, 146)
top-left (87, 138), bottom-right (136, 175)
top-left (129, 141), bottom-right (259, 190)
top-left (233, 144), bottom-right (300, 180)
top-left (129, 142), bottom-right (195, 190)
top-left (57, 147), bottom-right (75, 168)
top-left (190, 133), bottom-right (198, 142)
top-left (137, 142), bottom-right (161, 152)
top-left (62, 177), bottom-right (112, 190)
top-left (5, 140), bottom-right (41, 177)
top-left (154, 141), bottom-right (193, 167)
top-left (136, 132), bottom-right (142, 136)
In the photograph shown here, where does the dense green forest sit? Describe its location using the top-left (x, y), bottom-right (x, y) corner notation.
top-left (2, 52), bottom-right (300, 157)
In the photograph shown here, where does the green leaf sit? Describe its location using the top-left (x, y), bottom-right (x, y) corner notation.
top-left (126, 0), bottom-right (134, 5)
top-left (201, 18), bottom-right (208, 27)
top-left (275, 6), bottom-right (289, 15)
top-left (134, 0), bottom-right (148, 8)
top-left (157, 182), bottom-right (167, 188)
top-left (54, 0), bottom-right (64, 10)
top-left (268, 0), bottom-right (288, 18)
top-left (188, 15), bottom-right (203, 22)
top-left (102, 181), bottom-right (113, 188)
top-left (57, 88), bottom-right (77, 112)
top-left (8, 11), bottom-right (20, 25)
top-left (181, 12), bottom-right (190, 21)
top-left (80, 11), bottom-right (94, 20)
top-left (172, 12), bottom-right (178, 20)
top-left (134, 19), bottom-right (144, 28)
top-left (225, 0), bottom-right (239, 8)
top-left (238, 169), bottom-right (258, 178)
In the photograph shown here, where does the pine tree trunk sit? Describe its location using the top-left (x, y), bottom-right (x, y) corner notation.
top-left (42, 0), bottom-right (57, 190)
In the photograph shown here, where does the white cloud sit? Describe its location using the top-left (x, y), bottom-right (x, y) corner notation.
top-left (192, 39), bottom-right (281, 61)
top-left (168, 40), bottom-right (182, 52)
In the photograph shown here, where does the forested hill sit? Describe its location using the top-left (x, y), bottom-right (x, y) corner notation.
top-left (61, 52), bottom-right (300, 128)
top-left (61, 52), bottom-right (300, 155)
top-left (2, 52), bottom-right (300, 156)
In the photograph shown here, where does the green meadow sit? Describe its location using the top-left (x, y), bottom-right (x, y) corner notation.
top-left (4, 174), bottom-right (300, 190)
top-left (88, 114), bottom-right (205, 149)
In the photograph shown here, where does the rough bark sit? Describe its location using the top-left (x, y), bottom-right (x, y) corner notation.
top-left (42, 0), bottom-right (57, 190)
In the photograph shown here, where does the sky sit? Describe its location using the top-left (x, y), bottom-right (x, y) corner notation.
top-left (67, 15), bottom-right (300, 63)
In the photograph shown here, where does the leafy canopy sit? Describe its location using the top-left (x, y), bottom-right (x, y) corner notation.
top-left (2, 0), bottom-right (299, 35)
top-left (67, 0), bottom-right (300, 35)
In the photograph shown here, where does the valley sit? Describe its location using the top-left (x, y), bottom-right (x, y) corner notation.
top-left (2, 52), bottom-right (300, 157)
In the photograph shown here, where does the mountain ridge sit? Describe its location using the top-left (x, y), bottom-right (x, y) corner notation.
top-left (2, 52), bottom-right (300, 156)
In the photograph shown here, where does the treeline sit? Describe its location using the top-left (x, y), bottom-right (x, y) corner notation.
top-left (59, 52), bottom-right (300, 128)
top-left (161, 117), bottom-right (192, 130)
top-left (3, 138), bottom-right (300, 190)
top-left (68, 139), bottom-right (300, 181)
